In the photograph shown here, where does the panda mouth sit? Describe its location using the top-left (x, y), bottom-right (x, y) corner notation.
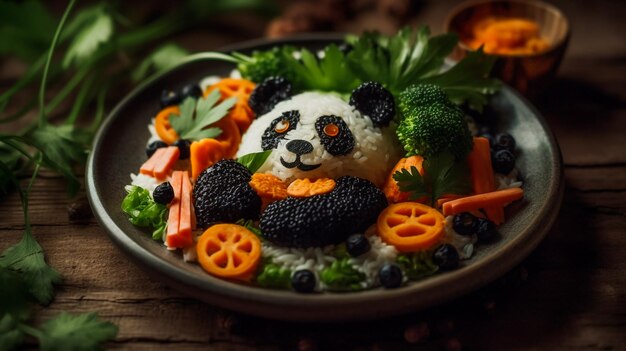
top-left (280, 156), bottom-right (321, 171)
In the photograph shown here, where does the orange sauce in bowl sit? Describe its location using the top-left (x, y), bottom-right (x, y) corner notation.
top-left (465, 17), bottom-right (550, 55)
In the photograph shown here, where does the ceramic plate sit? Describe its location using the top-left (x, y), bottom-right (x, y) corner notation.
top-left (86, 35), bottom-right (563, 322)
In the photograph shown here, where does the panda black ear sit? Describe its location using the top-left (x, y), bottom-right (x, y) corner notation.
top-left (248, 76), bottom-right (293, 117)
top-left (349, 81), bottom-right (395, 128)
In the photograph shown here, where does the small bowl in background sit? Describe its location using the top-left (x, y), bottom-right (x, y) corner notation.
top-left (445, 0), bottom-right (570, 96)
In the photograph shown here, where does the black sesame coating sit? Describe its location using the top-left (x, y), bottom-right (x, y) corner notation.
top-left (260, 176), bottom-right (388, 248)
top-left (193, 160), bottom-right (261, 227)
top-left (315, 115), bottom-right (355, 156)
top-left (349, 81), bottom-right (395, 127)
top-left (248, 76), bottom-right (293, 116)
top-left (261, 110), bottom-right (300, 151)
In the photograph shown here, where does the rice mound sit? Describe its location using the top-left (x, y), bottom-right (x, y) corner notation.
top-left (236, 92), bottom-right (402, 187)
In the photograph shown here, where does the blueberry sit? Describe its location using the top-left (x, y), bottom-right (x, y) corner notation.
top-left (452, 212), bottom-right (478, 236)
top-left (180, 84), bottom-right (203, 100)
top-left (153, 182), bottom-right (174, 205)
top-left (160, 90), bottom-right (181, 108)
top-left (493, 133), bottom-right (516, 153)
top-left (291, 270), bottom-right (316, 293)
top-left (346, 234), bottom-right (371, 257)
top-left (378, 264), bottom-right (403, 289)
top-left (475, 218), bottom-right (498, 243)
top-left (432, 244), bottom-right (459, 270)
top-left (173, 139), bottom-right (191, 160)
top-left (146, 140), bottom-right (168, 158)
top-left (492, 149), bottom-right (516, 174)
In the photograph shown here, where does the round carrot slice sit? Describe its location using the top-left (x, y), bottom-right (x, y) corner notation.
top-left (154, 106), bottom-right (181, 144)
top-left (377, 202), bottom-right (445, 252)
top-left (213, 113), bottom-right (241, 158)
top-left (205, 78), bottom-right (256, 133)
top-left (196, 224), bottom-right (261, 281)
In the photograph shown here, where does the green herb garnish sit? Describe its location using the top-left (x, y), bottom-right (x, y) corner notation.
top-left (169, 91), bottom-right (236, 141)
top-left (236, 150), bottom-right (272, 173)
top-left (320, 257), bottom-right (366, 291)
top-left (393, 153), bottom-right (472, 207)
top-left (121, 186), bottom-right (168, 240)
top-left (396, 252), bottom-right (439, 281)
top-left (256, 259), bottom-right (292, 290)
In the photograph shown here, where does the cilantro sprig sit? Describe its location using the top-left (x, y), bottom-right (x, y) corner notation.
top-left (169, 92), bottom-right (236, 141)
top-left (393, 153), bottom-right (472, 207)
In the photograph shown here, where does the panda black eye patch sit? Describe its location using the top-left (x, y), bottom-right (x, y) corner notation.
top-left (261, 110), bottom-right (300, 150)
top-left (315, 115), bottom-right (354, 156)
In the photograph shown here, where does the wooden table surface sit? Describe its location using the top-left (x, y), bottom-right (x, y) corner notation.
top-left (2, 1), bottom-right (625, 350)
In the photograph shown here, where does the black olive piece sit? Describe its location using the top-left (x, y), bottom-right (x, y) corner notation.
top-left (452, 212), bottom-right (478, 236)
top-left (180, 84), bottom-right (203, 100)
top-left (346, 233), bottom-right (371, 257)
top-left (146, 140), bottom-right (168, 158)
top-left (160, 90), bottom-right (181, 108)
top-left (432, 244), bottom-right (459, 270)
top-left (378, 264), bottom-right (403, 288)
top-left (292, 270), bottom-right (316, 293)
top-left (493, 133), bottom-right (516, 153)
top-left (173, 139), bottom-right (191, 160)
top-left (475, 218), bottom-right (498, 243)
top-left (153, 182), bottom-right (175, 205)
top-left (492, 149), bottom-right (516, 174)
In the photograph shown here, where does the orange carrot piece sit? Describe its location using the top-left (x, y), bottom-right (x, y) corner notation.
top-left (467, 137), bottom-right (504, 224)
top-left (153, 146), bottom-right (180, 180)
top-left (165, 171), bottom-right (183, 244)
top-left (442, 187), bottom-right (524, 217)
top-left (383, 156), bottom-right (424, 203)
top-left (436, 194), bottom-right (465, 209)
top-left (287, 178), bottom-right (336, 198)
top-left (140, 147), bottom-right (167, 176)
top-left (190, 138), bottom-right (225, 180)
top-left (167, 171), bottom-right (194, 248)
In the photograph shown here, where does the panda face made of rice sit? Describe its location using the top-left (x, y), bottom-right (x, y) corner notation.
top-left (236, 79), bottom-right (402, 187)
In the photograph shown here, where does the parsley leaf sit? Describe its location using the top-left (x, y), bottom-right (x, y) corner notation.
top-left (236, 150), bottom-right (272, 173)
top-left (132, 43), bottom-right (190, 82)
top-left (62, 6), bottom-right (113, 68)
top-left (281, 44), bottom-right (360, 92)
top-left (121, 186), bottom-right (168, 241)
top-left (422, 48), bottom-right (500, 113)
top-left (0, 232), bottom-right (62, 306)
top-left (320, 257), bottom-right (366, 291)
top-left (396, 252), bottom-right (438, 280)
top-left (38, 312), bottom-right (118, 351)
top-left (0, 313), bottom-right (25, 351)
top-left (170, 92), bottom-right (236, 141)
top-left (28, 124), bottom-right (90, 196)
top-left (393, 153), bottom-right (472, 206)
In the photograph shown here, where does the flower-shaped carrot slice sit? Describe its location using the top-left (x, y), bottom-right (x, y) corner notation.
top-left (196, 224), bottom-right (261, 281)
top-left (377, 202), bottom-right (445, 252)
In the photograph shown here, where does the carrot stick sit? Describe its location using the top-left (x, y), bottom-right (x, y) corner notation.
top-left (436, 194), bottom-right (465, 209)
top-left (153, 146), bottom-right (180, 180)
top-left (165, 171), bottom-right (183, 246)
top-left (467, 137), bottom-right (504, 224)
top-left (442, 187), bottom-right (524, 217)
top-left (140, 147), bottom-right (167, 176)
top-left (167, 171), bottom-right (194, 248)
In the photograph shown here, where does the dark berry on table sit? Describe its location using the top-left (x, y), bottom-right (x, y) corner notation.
top-left (146, 140), bottom-right (168, 158)
top-left (346, 233), bottom-right (371, 257)
top-left (153, 182), bottom-right (174, 205)
top-left (349, 81), bottom-right (395, 127)
top-left (292, 270), bottom-right (316, 293)
top-left (379, 264), bottom-right (403, 288)
top-left (160, 90), bottom-right (181, 108)
top-left (475, 218), bottom-right (498, 243)
top-left (249, 76), bottom-right (293, 116)
top-left (452, 212), bottom-right (478, 236)
top-left (432, 244), bottom-right (459, 270)
top-left (180, 84), bottom-right (203, 100)
top-left (173, 139), bottom-right (191, 160)
top-left (492, 149), bottom-right (516, 174)
top-left (493, 133), bottom-right (516, 153)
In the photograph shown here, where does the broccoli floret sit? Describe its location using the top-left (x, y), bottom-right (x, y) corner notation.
top-left (396, 84), bottom-right (473, 159)
top-left (237, 47), bottom-right (295, 83)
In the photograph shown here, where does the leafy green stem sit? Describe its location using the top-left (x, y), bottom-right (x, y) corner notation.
top-left (45, 62), bottom-right (91, 117)
top-left (38, 0), bottom-right (76, 128)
